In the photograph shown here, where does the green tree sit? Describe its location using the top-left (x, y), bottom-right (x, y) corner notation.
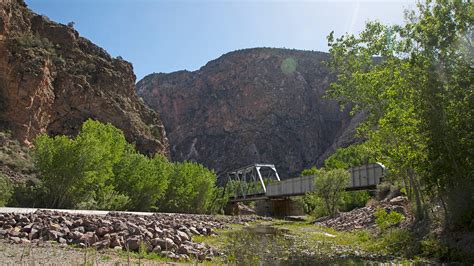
top-left (324, 143), bottom-right (374, 170)
top-left (113, 150), bottom-right (171, 211)
top-left (158, 161), bottom-right (216, 214)
top-left (326, 0), bottom-right (473, 229)
top-left (34, 119), bottom-right (127, 209)
top-left (313, 168), bottom-right (350, 217)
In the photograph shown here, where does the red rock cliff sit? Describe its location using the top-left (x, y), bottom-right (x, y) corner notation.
top-left (0, 0), bottom-right (169, 156)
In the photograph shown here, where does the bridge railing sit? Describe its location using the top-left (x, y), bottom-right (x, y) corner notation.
top-left (227, 163), bottom-right (386, 200)
top-left (266, 175), bottom-right (314, 197)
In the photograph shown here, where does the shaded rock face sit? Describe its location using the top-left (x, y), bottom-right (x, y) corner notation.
top-left (0, 0), bottom-right (168, 155)
top-left (137, 48), bottom-right (361, 178)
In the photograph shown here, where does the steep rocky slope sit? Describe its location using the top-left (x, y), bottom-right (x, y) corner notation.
top-left (0, 0), bottom-right (168, 156)
top-left (137, 48), bottom-right (362, 178)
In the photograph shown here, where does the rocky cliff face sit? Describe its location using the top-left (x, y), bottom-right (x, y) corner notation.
top-left (0, 0), bottom-right (168, 156)
top-left (137, 48), bottom-right (362, 178)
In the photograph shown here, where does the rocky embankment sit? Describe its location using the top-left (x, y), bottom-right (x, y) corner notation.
top-left (315, 196), bottom-right (413, 231)
top-left (0, 210), bottom-right (260, 261)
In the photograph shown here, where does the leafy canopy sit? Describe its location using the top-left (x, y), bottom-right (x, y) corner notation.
top-left (326, 0), bottom-right (473, 229)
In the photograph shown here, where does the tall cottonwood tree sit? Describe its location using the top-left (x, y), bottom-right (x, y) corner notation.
top-left (326, 0), bottom-right (472, 229)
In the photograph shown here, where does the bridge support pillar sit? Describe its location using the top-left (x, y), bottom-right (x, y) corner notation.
top-left (255, 198), bottom-right (304, 217)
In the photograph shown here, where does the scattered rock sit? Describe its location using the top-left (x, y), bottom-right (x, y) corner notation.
top-left (0, 210), bottom-right (260, 261)
top-left (314, 198), bottom-right (412, 231)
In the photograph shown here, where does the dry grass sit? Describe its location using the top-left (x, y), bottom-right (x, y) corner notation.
top-left (0, 240), bottom-right (189, 265)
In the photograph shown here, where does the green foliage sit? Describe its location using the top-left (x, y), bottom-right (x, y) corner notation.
top-left (326, 0), bottom-right (473, 229)
top-left (280, 57), bottom-right (297, 75)
top-left (207, 186), bottom-right (230, 215)
top-left (300, 167), bottom-right (320, 176)
top-left (373, 228), bottom-right (417, 256)
top-left (374, 208), bottom-right (405, 231)
top-left (0, 131), bottom-right (35, 175)
top-left (31, 119), bottom-right (219, 213)
top-left (295, 193), bottom-right (328, 218)
top-left (0, 174), bottom-right (12, 206)
top-left (158, 161), bottom-right (216, 214)
top-left (340, 191), bottom-right (371, 212)
top-left (76, 191), bottom-right (130, 211)
top-left (34, 119), bottom-right (127, 209)
top-left (113, 151), bottom-right (170, 211)
top-left (420, 234), bottom-right (449, 259)
top-left (7, 180), bottom-right (44, 207)
top-left (324, 144), bottom-right (374, 170)
top-left (313, 168), bottom-right (350, 217)
top-left (14, 33), bottom-right (56, 55)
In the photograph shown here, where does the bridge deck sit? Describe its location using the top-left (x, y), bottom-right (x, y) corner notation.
top-left (230, 163), bottom-right (384, 202)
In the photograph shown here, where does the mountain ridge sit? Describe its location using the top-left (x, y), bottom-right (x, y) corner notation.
top-left (137, 47), bottom-right (362, 178)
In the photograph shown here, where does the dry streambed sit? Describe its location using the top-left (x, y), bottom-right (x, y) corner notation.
top-left (0, 210), bottom-right (261, 262)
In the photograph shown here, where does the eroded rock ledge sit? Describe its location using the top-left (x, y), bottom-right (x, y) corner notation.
top-left (0, 0), bottom-right (168, 156)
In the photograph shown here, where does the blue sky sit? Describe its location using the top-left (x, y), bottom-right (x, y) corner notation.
top-left (26, 0), bottom-right (415, 81)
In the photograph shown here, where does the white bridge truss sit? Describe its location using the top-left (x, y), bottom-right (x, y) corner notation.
top-left (226, 164), bottom-right (281, 199)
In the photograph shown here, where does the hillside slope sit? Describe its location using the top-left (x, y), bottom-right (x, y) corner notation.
top-left (137, 48), bottom-right (363, 178)
top-left (0, 0), bottom-right (169, 156)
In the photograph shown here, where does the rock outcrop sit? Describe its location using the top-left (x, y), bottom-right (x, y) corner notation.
top-left (0, 0), bottom-right (168, 156)
top-left (137, 48), bottom-right (362, 178)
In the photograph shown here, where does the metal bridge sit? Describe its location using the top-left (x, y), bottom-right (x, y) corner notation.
top-left (226, 163), bottom-right (386, 203)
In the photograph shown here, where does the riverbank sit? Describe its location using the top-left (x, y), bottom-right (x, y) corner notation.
top-left (192, 219), bottom-right (431, 265)
top-left (0, 208), bottom-right (472, 264)
top-left (0, 209), bottom-right (261, 264)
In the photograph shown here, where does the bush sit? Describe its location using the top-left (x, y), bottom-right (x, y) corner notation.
top-left (0, 174), bottom-right (12, 206)
top-left (76, 191), bottom-right (130, 211)
top-left (0, 131), bottom-right (35, 175)
top-left (374, 208), bottom-right (405, 231)
top-left (295, 193), bottom-right (328, 218)
top-left (300, 167), bottom-right (319, 176)
top-left (340, 191), bottom-right (371, 212)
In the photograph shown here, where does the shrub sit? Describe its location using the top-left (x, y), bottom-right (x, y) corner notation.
top-left (0, 131), bottom-right (35, 175)
top-left (76, 191), bottom-right (130, 211)
top-left (374, 208), bottom-right (405, 231)
top-left (340, 191), bottom-right (371, 212)
top-left (300, 167), bottom-right (319, 176)
top-left (0, 174), bottom-right (12, 206)
top-left (7, 180), bottom-right (44, 207)
top-left (295, 193), bottom-right (328, 218)
top-left (206, 186), bottom-right (229, 214)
